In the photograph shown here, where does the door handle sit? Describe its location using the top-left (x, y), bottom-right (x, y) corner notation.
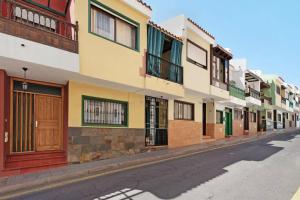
top-left (35, 121), bottom-right (38, 128)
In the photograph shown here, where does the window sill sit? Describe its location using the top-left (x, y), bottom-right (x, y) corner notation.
top-left (89, 31), bottom-right (140, 53)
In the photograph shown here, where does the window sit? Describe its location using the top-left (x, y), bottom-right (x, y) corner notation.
top-left (174, 101), bottom-right (194, 120)
top-left (216, 110), bottom-right (223, 124)
top-left (187, 40), bottom-right (207, 68)
top-left (212, 56), bottom-right (229, 83)
top-left (234, 109), bottom-right (243, 120)
top-left (83, 96), bottom-right (128, 126)
top-left (267, 111), bottom-right (272, 120)
top-left (278, 114), bottom-right (282, 122)
top-left (90, 4), bottom-right (138, 50)
top-left (250, 112), bottom-right (257, 123)
top-left (276, 85), bottom-right (281, 95)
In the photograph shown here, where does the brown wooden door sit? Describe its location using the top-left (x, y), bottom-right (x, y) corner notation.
top-left (35, 95), bottom-right (63, 151)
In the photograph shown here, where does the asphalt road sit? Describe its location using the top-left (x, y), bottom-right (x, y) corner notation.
top-left (12, 130), bottom-right (300, 200)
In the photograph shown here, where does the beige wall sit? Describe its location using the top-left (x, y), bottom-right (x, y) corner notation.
top-left (182, 29), bottom-right (211, 94)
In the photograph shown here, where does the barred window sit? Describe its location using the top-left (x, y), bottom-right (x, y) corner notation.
top-left (174, 101), bottom-right (194, 120)
top-left (83, 96), bottom-right (128, 126)
top-left (216, 110), bottom-right (223, 124)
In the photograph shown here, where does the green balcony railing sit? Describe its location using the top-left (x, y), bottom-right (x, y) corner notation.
top-left (289, 101), bottom-right (293, 108)
top-left (229, 84), bottom-right (245, 100)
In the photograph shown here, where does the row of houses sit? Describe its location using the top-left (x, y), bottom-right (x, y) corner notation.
top-left (0, 0), bottom-right (299, 176)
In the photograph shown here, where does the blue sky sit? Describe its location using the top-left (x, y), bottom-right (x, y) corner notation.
top-left (144, 0), bottom-right (300, 86)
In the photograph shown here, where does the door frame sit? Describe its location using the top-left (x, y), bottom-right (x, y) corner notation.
top-left (145, 96), bottom-right (168, 146)
top-left (202, 103), bottom-right (207, 136)
top-left (225, 108), bottom-right (232, 136)
top-left (9, 77), bottom-right (67, 155)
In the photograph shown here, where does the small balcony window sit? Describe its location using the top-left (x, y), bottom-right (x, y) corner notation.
top-left (146, 25), bottom-right (183, 84)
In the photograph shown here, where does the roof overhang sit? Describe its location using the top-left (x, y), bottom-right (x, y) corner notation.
top-left (213, 45), bottom-right (233, 60)
top-left (281, 83), bottom-right (287, 89)
top-left (186, 18), bottom-right (215, 45)
top-left (260, 81), bottom-right (270, 89)
top-left (122, 0), bottom-right (152, 18)
top-left (245, 70), bottom-right (262, 82)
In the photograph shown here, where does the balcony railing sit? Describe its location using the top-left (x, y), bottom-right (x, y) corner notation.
top-left (246, 87), bottom-right (260, 100)
top-left (146, 53), bottom-right (183, 84)
top-left (261, 95), bottom-right (272, 105)
top-left (0, 0), bottom-right (78, 52)
top-left (229, 84), bottom-right (245, 100)
top-left (211, 78), bottom-right (228, 91)
top-left (281, 97), bottom-right (287, 104)
top-left (289, 101), bottom-right (293, 108)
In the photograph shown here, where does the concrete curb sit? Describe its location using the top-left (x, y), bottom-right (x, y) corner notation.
top-left (0, 128), bottom-right (298, 199)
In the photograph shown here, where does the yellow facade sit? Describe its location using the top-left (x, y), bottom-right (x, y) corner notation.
top-left (75, 0), bottom-right (149, 89)
top-left (68, 81), bottom-right (145, 128)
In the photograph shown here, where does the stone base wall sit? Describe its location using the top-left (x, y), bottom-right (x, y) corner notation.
top-left (233, 119), bottom-right (244, 136)
top-left (68, 127), bottom-right (145, 163)
top-left (168, 120), bottom-right (201, 148)
top-left (207, 123), bottom-right (225, 139)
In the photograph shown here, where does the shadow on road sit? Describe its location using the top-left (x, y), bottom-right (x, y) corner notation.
top-left (14, 131), bottom-right (300, 200)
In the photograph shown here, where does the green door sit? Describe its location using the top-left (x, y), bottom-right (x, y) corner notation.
top-left (225, 111), bottom-right (233, 136)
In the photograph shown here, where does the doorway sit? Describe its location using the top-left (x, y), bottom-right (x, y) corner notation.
top-left (283, 113), bottom-right (286, 129)
top-left (257, 110), bottom-right (261, 132)
top-left (202, 103), bottom-right (207, 136)
top-left (244, 107), bottom-right (249, 131)
top-left (225, 108), bottom-right (232, 136)
top-left (145, 96), bottom-right (168, 146)
top-left (273, 110), bottom-right (277, 129)
top-left (11, 80), bottom-right (63, 153)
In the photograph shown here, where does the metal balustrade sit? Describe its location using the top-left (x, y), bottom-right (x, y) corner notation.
top-left (246, 87), bottom-right (260, 100)
top-left (146, 53), bottom-right (183, 84)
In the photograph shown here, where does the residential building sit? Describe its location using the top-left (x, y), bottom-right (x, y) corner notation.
top-left (0, 0), bottom-right (154, 176)
top-left (161, 15), bottom-right (233, 143)
top-left (243, 69), bottom-right (262, 135)
top-left (221, 59), bottom-right (247, 137)
top-left (262, 75), bottom-right (288, 130)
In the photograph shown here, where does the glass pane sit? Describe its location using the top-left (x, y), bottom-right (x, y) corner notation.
top-left (116, 19), bottom-right (136, 49)
top-left (91, 7), bottom-right (115, 40)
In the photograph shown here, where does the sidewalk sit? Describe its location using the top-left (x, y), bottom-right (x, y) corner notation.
top-left (0, 128), bottom-right (297, 198)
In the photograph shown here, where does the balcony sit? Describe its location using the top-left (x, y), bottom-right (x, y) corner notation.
top-left (229, 84), bottom-right (245, 100)
top-left (211, 78), bottom-right (228, 91)
top-left (261, 95), bottom-right (273, 109)
top-left (146, 53), bottom-right (183, 84)
top-left (281, 97), bottom-right (287, 105)
top-left (246, 87), bottom-right (260, 100)
top-left (0, 0), bottom-right (78, 53)
top-left (245, 87), bottom-right (261, 106)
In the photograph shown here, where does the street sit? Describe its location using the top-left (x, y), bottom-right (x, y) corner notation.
top-left (12, 130), bottom-right (300, 200)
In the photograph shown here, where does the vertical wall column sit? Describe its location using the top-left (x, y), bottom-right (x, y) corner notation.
top-left (0, 70), bottom-right (6, 171)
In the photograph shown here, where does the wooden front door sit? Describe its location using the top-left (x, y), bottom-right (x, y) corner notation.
top-left (35, 95), bottom-right (63, 151)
